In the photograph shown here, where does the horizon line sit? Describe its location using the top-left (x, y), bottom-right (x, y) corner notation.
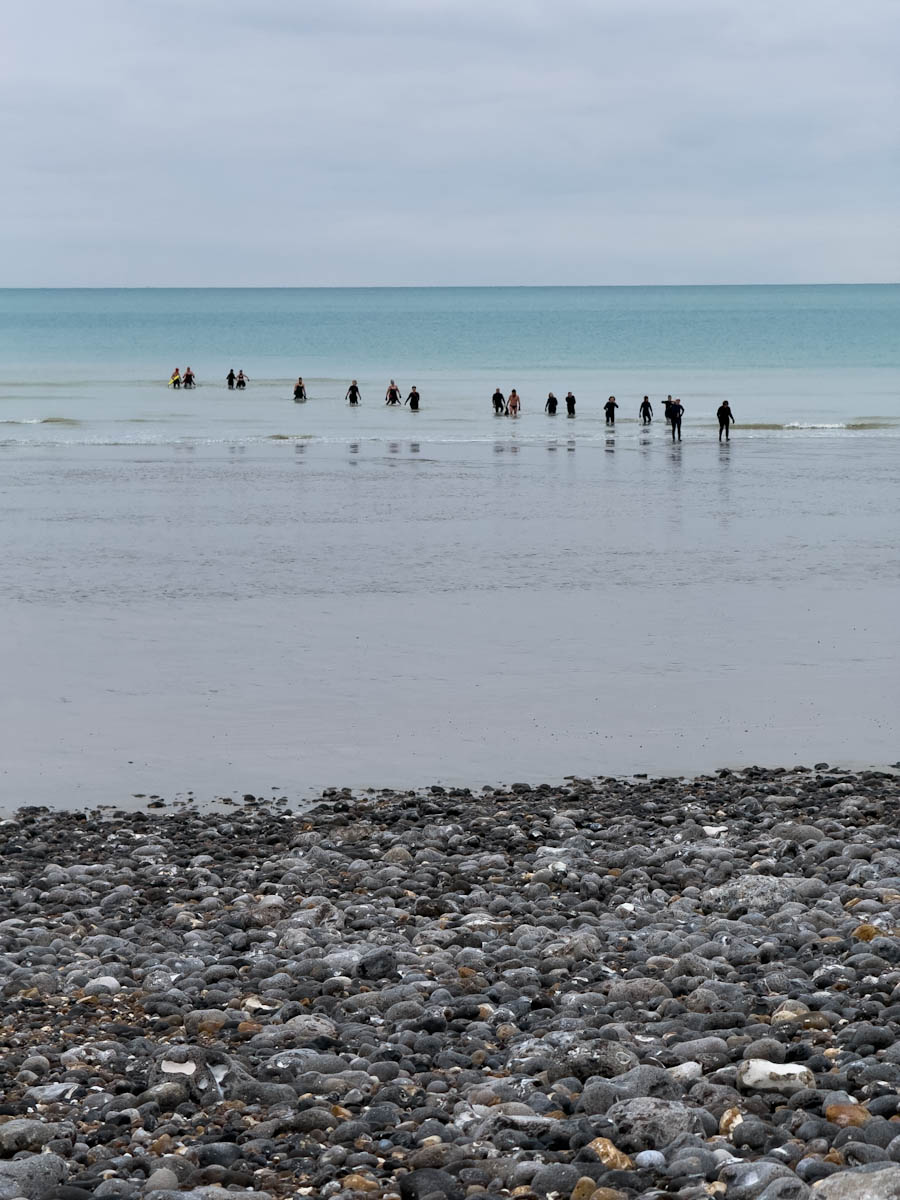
top-left (0, 281), bottom-right (897, 291)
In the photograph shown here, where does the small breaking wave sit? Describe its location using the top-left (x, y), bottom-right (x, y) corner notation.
top-left (0, 417), bottom-right (82, 426)
top-left (738, 420), bottom-right (898, 431)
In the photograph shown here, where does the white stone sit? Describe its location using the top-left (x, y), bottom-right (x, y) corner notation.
top-left (736, 1058), bottom-right (815, 1093)
top-left (667, 1061), bottom-right (703, 1083)
top-left (161, 1059), bottom-right (197, 1075)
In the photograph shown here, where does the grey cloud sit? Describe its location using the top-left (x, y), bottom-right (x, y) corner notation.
top-left (1, 0), bottom-right (897, 284)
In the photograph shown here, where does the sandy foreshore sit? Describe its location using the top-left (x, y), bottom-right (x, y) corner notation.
top-left (2, 766), bottom-right (900, 1200)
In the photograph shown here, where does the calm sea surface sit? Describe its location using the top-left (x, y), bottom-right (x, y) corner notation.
top-left (1, 287), bottom-right (898, 807)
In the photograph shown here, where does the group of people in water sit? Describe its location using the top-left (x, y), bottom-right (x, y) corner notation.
top-left (168, 372), bottom-right (737, 440)
top-left (167, 367), bottom-right (196, 389)
top-left (226, 369), bottom-right (249, 390)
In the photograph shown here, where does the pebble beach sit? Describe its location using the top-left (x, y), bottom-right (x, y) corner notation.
top-left (4, 766), bottom-right (900, 1200)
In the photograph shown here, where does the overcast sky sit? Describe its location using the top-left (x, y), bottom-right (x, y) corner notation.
top-left (2, 0), bottom-right (897, 286)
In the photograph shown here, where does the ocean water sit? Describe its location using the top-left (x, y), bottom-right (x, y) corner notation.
top-left (0, 286), bottom-right (898, 808)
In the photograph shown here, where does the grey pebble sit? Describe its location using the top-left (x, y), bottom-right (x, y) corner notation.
top-left (2, 768), bottom-right (900, 1199)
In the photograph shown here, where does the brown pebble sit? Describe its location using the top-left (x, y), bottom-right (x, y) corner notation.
top-left (825, 1103), bottom-right (870, 1127)
top-left (586, 1137), bottom-right (633, 1169)
top-left (340, 1172), bottom-right (379, 1191)
top-left (570, 1179), bottom-right (598, 1200)
top-left (852, 923), bottom-right (879, 940)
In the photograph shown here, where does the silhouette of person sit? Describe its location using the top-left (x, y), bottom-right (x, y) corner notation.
top-left (670, 398), bottom-right (684, 441)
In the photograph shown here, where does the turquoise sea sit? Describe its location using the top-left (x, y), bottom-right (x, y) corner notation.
top-left (0, 286), bottom-right (897, 808)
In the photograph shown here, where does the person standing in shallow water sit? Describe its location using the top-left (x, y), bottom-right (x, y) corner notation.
top-left (604, 396), bottom-right (618, 425)
top-left (385, 381), bottom-right (401, 405)
top-left (639, 396), bottom-right (653, 424)
top-left (293, 378), bottom-right (306, 400)
top-left (492, 388), bottom-right (505, 414)
top-left (545, 392), bottom-right (558, 414)
top-left (169, 368), bottom-right (181, 389)
top-left (226, 369), bottom-right (236, 390)
top-left (507, 389), bottom-right (521, 416)
top-left (664, 394), bottom-right (673, 423)
top-left (405, 386), bottom-right (420, 411)
top-left (670, 398), bottom-right (684, 441)
top-left (346, 380), bottom-right (361, 406)
top-left (717, 400), bottom-right (735, 441)
top-left (565, 391), bottom-right (576, 416)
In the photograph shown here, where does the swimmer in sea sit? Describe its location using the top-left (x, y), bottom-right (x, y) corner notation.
top-left (236, 370), bottom-right (248, 390)
top-left (346, 380), bottom-right (361, 406)
top-left (604, 396), bottom-right (618, 425)
top-left (639, 396), bottom-right (653, 424)
top-left (293, 377), bottom-right (306, 400)
top-left (492, 388), bottom-right (506, 415)
top-left (507, 389), bottom-right (521, 416)
top-left (226, 369), bottom-right (236, 390)
top-left (717, 400), bottom-right (734, 441)
top-left (664, 394), bottom-right (673, 423)
top-left (545, 392), bottom-right (558, 414)
top-left (169, 368), bottom-right (181, 389)
top-left (405, 386), bottom-right (420, 411)
top-left (670, 398), bottom-right (684, 441)
top-left (565, 391), bottom-right (576, 416)
top-left (183, 367), bottom-right (195, 389)
top-left (385, 381), bottom-right (402, 405)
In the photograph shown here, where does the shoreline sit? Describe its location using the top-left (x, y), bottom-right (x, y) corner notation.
top-left (3, 766), bottom-right (900, 1199)
top-left (5, 761), bottom-right (900, 820)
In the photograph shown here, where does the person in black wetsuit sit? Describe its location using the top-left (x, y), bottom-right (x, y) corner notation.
top-left (664, 394), bottom-right (673, 423)
top-left (545, 392), bottom-right (558, 414)
top-left (405, 386), bottom-right (420, 411)
top-left (670, 398), bottom-right (684, 441)
top-left (226, 369), bottom-right (236, 390)
top-left (293, 377), bottom-right (306, 400)
top-left (604, 396), bottom-right (618, 425)
top-left (492, 388), bottom-right (505, 414)
top-left (565, 391), bottom-right (576, 416)
top-left (639, 396), bottom-right (652, 424)
top-left (346, 380), bottom-right (361, 405)
top-left (717, 401), bottom-right (734, 441)
top-left (385, 380), bottom-right (401, 405)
